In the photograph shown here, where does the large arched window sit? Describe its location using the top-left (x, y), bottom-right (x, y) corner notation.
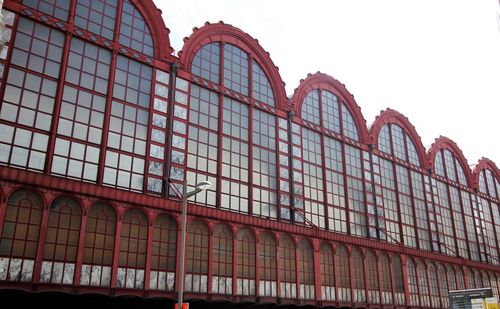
top-left (476, 165), bottom-right (500, 264)
top-left (0, 189), bottom-right (43, 282)
top-left (2, 0), bottom-right (160, 193)
top-left (41, 196), bottom-right (81, 285)
top-left (185, 34), bottom-right (285, 222)
top-left (298, 239), bottom-right (315, 300)
top-left (236, 228), bottom-right (255, 296)
top-left (150, 214), bottom-right (177, 291)
top-left (335, 245), bottom-right (351, 302)
top-left (432, 144), bottom-right (470, 257)
top-left (320, 244), bottom-right (335, 301)
top-left (185, 221), bottom-right (209, 293)
top-left (117, 208), bottom-right (148, 289)
top-left (81, 203), bottom-right (116, 287)
top-left (258, 232), bottom-right (277, 297)
top-left (365, 250), bottom-right (379, 304)
top-left (375, 121), bottom-right (424, 248)
top-left (212, 224), bottom-right (233, 295)
top-left (351, 248), bottom-right (366, 302)
top-left (295, 81), bottom-right (366, 235)
top-left (279, 235), bottom-right (296, 299)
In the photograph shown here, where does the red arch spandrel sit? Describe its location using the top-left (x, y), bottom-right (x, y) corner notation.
top-left (128, 0), bottom-right (174, 61)
top-left (178, 21), bottom-right (287, 111)
top-left (472, 158), bottom-right (500, 191)
top-left (290, 72), bottom-right (369, 144)
top-left (370, 108), bottom-right (429, 169)
top-left (428, 136), bottom-right (473, 186)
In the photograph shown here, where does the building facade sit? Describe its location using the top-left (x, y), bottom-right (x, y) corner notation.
top-left (0, 0), bottom-right (499, 308)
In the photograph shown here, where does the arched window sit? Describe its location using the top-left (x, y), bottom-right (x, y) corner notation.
top-left (320, 244), bottom-right (335, 301)
top-left (417, 260), bottom-right (430, 307)
top-left (351, 248), bottom-right (366, 302)
top-left (150, 214), bottom-right (177, 291)
top-left (438, 264), bottom-right (449, 308)
top-left (236, 228), bottom-right (255, 296)
top-left (467, 267), bottom-right (476, 289)
top-left (81, 203), bottom-right (116, 287)
top-left (41, 196), bottom-right (81, 285)
top-left (366, 250), bottom-right (379, 304)
top-left (186, 37), bottom-right (281, 221)
top-left (117, 208), bottom-right (148, 289)
top-left (477, 167), bottom-right (500, 264)
top-left (258, 232), bottom-right (277, 297)
top-left (212, 225), bottom-right (233, 295)
top-left (428, 263), bottom-right (440, 307)
top-left (392, 255), bottom-right (405, 304)
top-left (447, 265), bottom-right (457, 292)
top-left (335, 245), bottom-right (351, 302)
top-left (475, 270), bottom-right (484, 288)
top-left (185, 221), bottom-right (209, 293)
top-left (3, 1), bottom-right (158, 190)
top-left (296, 85), bottom-right (365, 234)
top-left (298, 239), bottom-right (315, 300)
top-left (119, 0), bottom-right (154, 56)
top-left (379, 252), bottom-right (393, 304)
top-left (0, 189), bottom-right (43, 282)
top-left (456, 267), bottom-right (466, 290)
top-left (406, 258), bottom-right (419, 306)
top-left (432, 145), bottom-right (471, 258)
top-left (279, 235), bottom-right (296, 299)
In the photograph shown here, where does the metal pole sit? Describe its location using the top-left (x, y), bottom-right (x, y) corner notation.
top-left (178, 179), bottom-right (188, 309)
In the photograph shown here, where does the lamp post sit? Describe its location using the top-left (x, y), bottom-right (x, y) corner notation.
top-left (177, 179), bottom-right (211, 309)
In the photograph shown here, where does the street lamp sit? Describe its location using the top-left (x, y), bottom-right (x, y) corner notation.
top-left (177, 180), bottom-right (211, 309)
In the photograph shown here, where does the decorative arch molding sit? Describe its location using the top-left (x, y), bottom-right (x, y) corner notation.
top-left (427, 136), bottom-right (473, 186)
top-left (178, 21), bottom-right (288, 110)
top-left (47, 194), bottom-right (85, 212)
top-left (128, 0), bottom-right (174, 61)
top-left (472, 157), bottom-right (500, 190)
top-left (370, 108), bottom-right (428, 169)
top-left (290, 72), bottom-right (369, 143)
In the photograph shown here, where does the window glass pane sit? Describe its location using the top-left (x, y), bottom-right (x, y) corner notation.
top-left (75, 0), bottom-right (117, 40)
top-left (119, 0), bottom-right (154, 56)
top-left (252, 62), bottom-right (274, 107)
top-left (223, 44), bottom-right (248, 96)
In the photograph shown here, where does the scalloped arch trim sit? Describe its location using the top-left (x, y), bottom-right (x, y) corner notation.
top-left (289, 72), bottom-right (369, 143)
top-left (427, 136), bottom-right (473, 186)
top-left (179, 21), bottom-right (287, 110)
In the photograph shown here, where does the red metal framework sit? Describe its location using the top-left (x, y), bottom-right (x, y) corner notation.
top-left (0, 0), bottom-right (499, 308)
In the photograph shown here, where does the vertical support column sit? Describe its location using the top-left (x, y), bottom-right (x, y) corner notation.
top-left (207, 225), bottom-right (214, 295)
top-left (401, 255), bottom-right (411, 307)
top-left (232, 230), bottom-right (237, 299)
top-left (0, 191), bottom-right (7, 242)
top-left (73, 204), bottom-right (89, 286)
top-left (254, 231), bottom-right (260, 298)
top-left (312, 240), bottom-right (322, 303)
top-left (32, 201), bottom-right (51, 283)
top-left (463, 265), bottom-right (471, 289)
top-left (174, 213), bottom-right (183, 292)
top-left (143, 218), bottom-right (154, 291)
top-left (110, 214), bottom-right (122, 289)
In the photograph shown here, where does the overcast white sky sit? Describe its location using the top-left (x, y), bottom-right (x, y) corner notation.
top-left (154, 0), bottom-right (500, 169)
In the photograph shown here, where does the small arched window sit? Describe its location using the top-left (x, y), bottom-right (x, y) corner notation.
top-left (406, 258), bottom-right (419, 306)
top-left (279, 235), bottom-right (296, 299)
top-left (335, 245), bottom-right (351, 302)
top-left (117, 208), bottom-right (148, 289)
top-left (212, 225), bottom-right (233, 295)
top-left (392, 255), bottom-right (405, 304)
top-left (185, 221), bottom-right (209, 293)
top-left (258, 232), bottom-right (277, 297)
top-left (150, 214), bottom-right (177, 291)
top-left (236, 228), bottom-right (255, 296)
top-left (379, 252), bottom-right (393, 304)
top-left (428, 263), bottom-right (440, 307)
top-left (41, 196), bottom-right (82, 285)
top-left (351, 248), bottom-right (366, 302)
top-left (81, 203), bottom-right (116, 287)
top-left (320, 244), bottom-right (335, 301)
top-left (298, 239), bottom-right (315, 300)
top-left (417, 260), bottom-right (430, 307)
top-left (366, 250), bottom-right (379, 304)
top-left (0, 189), bottom-right (43, 282)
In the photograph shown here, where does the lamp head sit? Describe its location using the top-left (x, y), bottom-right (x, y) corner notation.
top-left (196, 180), bottom-right (211, 191)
